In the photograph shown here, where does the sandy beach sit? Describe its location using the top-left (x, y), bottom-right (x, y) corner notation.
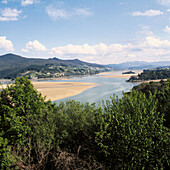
top-left (98, 70), bottom-right (143, 79)
top-left (140, 79), bottom-right (168, 83)
top-left (1, 81), bottom-right (98, 101)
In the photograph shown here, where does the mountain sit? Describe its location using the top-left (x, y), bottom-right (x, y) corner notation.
top-left (0, 53), bottom-right (109, 79)
top-left (51, 57), bottom-right (105, 68)
top-left (107, 61), bottom-right (170, 70)
top-left (0, 53), bottom-right (105, 70)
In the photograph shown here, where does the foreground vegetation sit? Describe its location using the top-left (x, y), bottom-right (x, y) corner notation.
top-left (128, 68), bottom-right (170, 82)
top-left (0, 77), bottom-right (170, 169)
top-left (132, 79), bottom-right (170, 128)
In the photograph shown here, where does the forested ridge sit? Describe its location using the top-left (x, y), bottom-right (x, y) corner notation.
top-left (0, 54), bottom-right (109, 80)
top-left (0, 77), bottom-right (170, 169)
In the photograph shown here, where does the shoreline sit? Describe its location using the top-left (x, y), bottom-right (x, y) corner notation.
top-left (129, 79), bottom-right (168, 83)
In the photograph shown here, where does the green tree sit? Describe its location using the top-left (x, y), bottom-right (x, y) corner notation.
top-left (0, 77), bottom-right (56, 168)
top-left (95, 91), bottom-right (170, 169)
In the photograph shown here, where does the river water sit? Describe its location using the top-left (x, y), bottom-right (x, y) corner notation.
top-left (53, 73), bottom-right (138, 105)
top-left (0, 72), bottom-right (138, 105)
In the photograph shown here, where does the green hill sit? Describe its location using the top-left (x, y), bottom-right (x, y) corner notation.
top-left (0, 53), bottom-right (109, 79)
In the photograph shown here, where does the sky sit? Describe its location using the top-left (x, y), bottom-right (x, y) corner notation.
top-left (0, 0), bottom-right (170, 64)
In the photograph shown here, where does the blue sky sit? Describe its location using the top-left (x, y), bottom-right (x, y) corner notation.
top-left (0, 0), bottom-right (170, 64)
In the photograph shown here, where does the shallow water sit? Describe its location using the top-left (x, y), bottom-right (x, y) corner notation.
top-left (50, 74), bottom-right (138, 104)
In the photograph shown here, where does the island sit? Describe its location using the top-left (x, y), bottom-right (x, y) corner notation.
top-left (122, 71), bottom-right (135, 74)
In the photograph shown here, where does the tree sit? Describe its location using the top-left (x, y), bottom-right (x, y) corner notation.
top-left (95, 91), bottom-right (170, 169)
top-left (0, 77), bottom-right (56, 168)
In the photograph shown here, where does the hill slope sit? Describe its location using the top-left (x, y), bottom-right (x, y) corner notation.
top-left (0, 53), bottom-right (109, 79)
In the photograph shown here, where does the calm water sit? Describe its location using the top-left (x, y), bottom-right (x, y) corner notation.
top-left (48, 73), bottom-right (138, 105)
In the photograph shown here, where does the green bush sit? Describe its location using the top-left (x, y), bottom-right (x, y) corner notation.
top-left (95, 91), bottom-right (170, 169)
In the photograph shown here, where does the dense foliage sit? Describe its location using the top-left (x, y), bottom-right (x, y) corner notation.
top-left (0, 77), bottom-right (169, 169)
top-left (132, 79), bottom-right (170, 128)
top-left (128, 68), bottom-right (170, 82)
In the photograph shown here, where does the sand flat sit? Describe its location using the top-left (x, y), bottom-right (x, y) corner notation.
top-left (32, 82), bottom-right (97, 101)
top-left (0, 81), bottom-right (98, 101)
top-left (99, 70), bottom-right (143, 79)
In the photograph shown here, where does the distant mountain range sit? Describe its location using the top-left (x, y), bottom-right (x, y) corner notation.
top-left (107, 61), bottom-right (170, 70)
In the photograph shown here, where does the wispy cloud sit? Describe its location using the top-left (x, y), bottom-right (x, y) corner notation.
top-left (164, 26), bottom-right (170, 34)
top-left (21, 0), bottom-right (39, 7)
top-left (74, 8), bottom-right (93, 17)
top-left (156, 0), bottom-right (170, 7)
top-left (132, 9), bottom-right (163, 16)
top-left (0, 8), bottom-right (22, 21)
top-left (46, 4), bottom-right (93, 20)
top-left (1, 0), bottom-right (8, 4)
top-left (46, 5), bottom-right (68, 20)
top-left (136, 25), bottom-right (154, 36)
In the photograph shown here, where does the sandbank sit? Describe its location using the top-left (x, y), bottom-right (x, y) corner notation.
top-left (32, 82), bottom-right (97, 101)
top-left (138, 79), bottom-right (168, 83)
top-left (0, 82), bottom-right (97, 101)
top-left (99, 70), bottom-right (143, 79)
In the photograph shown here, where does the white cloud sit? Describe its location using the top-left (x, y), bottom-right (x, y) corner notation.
top-left (0, 36), bottom-right (14, 51)
top-left (50, 36), bottom-right (170, 63)
top-left (46, 4), bottom-right (93, 20)
top-left (143, 36), bottom-right (170, 47)
top-left (164, 25), bottom-right (170, 33)
top-left (24, 40), bottom-right (47, 51)
top-left (50, 43), bottom-right (127, 56)
top-left (157, 0), bottom-right (170, 7)
top-left (0, 8), bottom-right (22, 21)
top-left (22, 36), bottom-right (170, 64)
top-left (167, 9), bottom-right (170, 12)
top-left (21, 0), bottom-right (38, 6)
top-left (132, 9), bottom-right (163, 16)
top-left (1, 0), bottom-right (8, 4)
